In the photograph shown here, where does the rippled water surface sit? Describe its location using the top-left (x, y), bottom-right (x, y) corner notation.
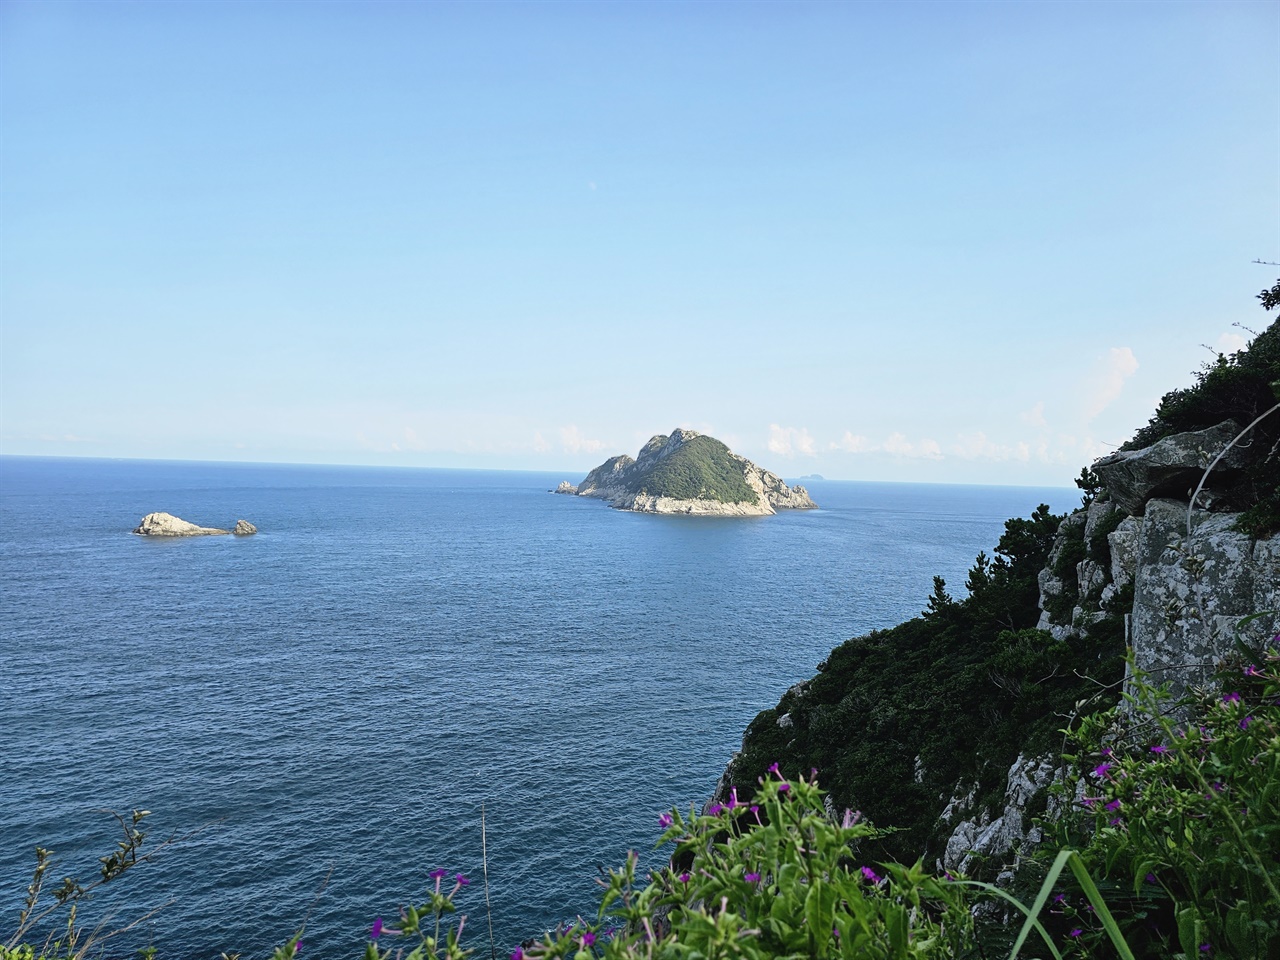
top-left (0, 457), bottom-right (1076, 957)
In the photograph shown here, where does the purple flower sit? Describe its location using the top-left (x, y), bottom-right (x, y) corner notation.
top-left (1105, 800), bottom-right (1122, 812)
top-left (768, 762), bottom-right (781, 775)
top-left (750, 804), bottom-right (760, 817)
top-left (1100, 747), bottom-right (1112, 757)
top-left (581, 932), bottom-right (596, 947)
top-left (1052, 894), bottom-right (1066, 905)
top-left (1093, 762), bottom-right (1113, 778)
top-left (294, 941), bottom-right (303, 954)
top-left (511, 951), bottom-right (524, 960)
top-left (728, 787), bottom-right (740, 809)
top-left (1146, 872), bottom-right (1158, 884)
top-left (1246, 664), bottom-right (1263, 677)
top-left (777, 783), bottom-right (790, 793)
top-left (1109, 817), bottom-right (1124, 826)
top-left (1200, 945), bottom-right (1212, 954)
top-left (456, 873), bottom-right (470, 886)
top-left (1069, 928), bottom-right (1083, 938)
top-left (1081, 796), bottom-right (1103, 808)
top-left (744, 872), bottom-right (761, 883)
top-left (370, 918), bottom-right (383, 940)
top-left (708, 803), bottom-right (724, 815)
top-left (860, 866), bottom-right (881, 884)
top-left (841, 809), bottom-right (861, 828)
top-left (430, 868), bottom-right (447, 880)
top-left (658, 812), bottom-right (673, 828)
top-left (679, 872), bottom-right (690, 883)
top-left (1240, 716), bottom-right (1253, 730)
top-left (1223, 691), bottom-right (1241, 704)
top-left (1150, 744), bottom-right (1169, 754)
top-left (1211, 781), bottom-right (1225, 793)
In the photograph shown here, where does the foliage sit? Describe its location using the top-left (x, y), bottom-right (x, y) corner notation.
top-left (1259, 278), bottom-right (1280, 312)
top-left (521, 773), bottom-right (976, 959)
top-left (1074, 468), bottom-right (1102, 507)
top-left (362, 870), bottom-right (473, 960)
top-left (3, 810), bottom-right (169, 960)
top-left (628, 436), bottom-right (757, 505)
top-left (721, 506), bottom-right (1125, 868)
top-left (1121, 314), bottom-right (1280, 538)
top-left (1049, 640), bottom-right (1280, 959)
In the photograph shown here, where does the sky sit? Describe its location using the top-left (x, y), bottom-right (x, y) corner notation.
top-left (1, 0), bottom-right (1277, 486)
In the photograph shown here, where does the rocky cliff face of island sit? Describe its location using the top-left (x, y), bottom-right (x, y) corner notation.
top-left (713, 315), bottom-right (1279, 882)
top-left (562, 429), bottom-right (817, 516)
top-left (133, 512), bottom-right (257, 536)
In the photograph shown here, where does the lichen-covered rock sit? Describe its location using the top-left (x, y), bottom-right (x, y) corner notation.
top-left (232, 520), bottom-right (257, 536)
top-left (133, 512), bottom-right (230, 537)
top-left (1129, 498), bottom-right (1280, 699)
top-left (553, 481), bottom-right (578, 495)
top-left (1107, 516), bottom-right (1141, 592)
top-left (1092, 420), bottom-right (1246, 516)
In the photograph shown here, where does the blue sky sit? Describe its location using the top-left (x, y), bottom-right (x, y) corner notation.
top-left (2, 0), bottom-right (1276, 485)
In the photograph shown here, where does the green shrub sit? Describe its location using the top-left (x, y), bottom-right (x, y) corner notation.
top-left (1051, 639), bottom-right (1280, 959)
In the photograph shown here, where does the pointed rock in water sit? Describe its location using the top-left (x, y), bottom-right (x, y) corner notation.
top-left (572, 428), bottom-right (817, 516)
top-left (553, 481), bottom-right (578, 495)
top-left (133, 512), bottom-right (231, 537)
top-left (232, 520), bottom-right (257, 535)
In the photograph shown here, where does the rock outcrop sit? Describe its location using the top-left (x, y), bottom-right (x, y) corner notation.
top-left (565, 429), bottom-right (816, 516)
top-left (133, 513), bottom-right (258, 537)
top-left (1092, 420), bottom-right (1246, 515)
top-left (553, 481), bottom-right (578, 495)
top-left (937, 419), bottom-right (1280, 877)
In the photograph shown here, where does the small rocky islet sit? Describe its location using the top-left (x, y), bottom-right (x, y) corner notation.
top-left (555, 428), bottom-right (816, 516)
top-left (132, 512), bottom-right (257, 537)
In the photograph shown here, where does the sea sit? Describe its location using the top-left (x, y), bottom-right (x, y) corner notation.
top-left (0, 456), bottom-right (1078, 958)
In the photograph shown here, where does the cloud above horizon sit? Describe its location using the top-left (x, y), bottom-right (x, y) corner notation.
top-left (1085, 347), bottom-right (1139, 421)
top-left (768, 424), bottom-right (817, 457)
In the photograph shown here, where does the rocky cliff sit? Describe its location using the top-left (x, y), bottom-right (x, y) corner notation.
top-left (715, 315), bottom-right (1279, 879)
top-left (562, 429), bottom-right (817, 516)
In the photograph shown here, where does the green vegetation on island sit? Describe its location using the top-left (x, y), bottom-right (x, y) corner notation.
top-left (628, 435), bottom-right (757, 505)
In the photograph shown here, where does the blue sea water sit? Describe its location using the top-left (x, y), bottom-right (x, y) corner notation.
top-left (0, 457), bottom-right (1077, 958)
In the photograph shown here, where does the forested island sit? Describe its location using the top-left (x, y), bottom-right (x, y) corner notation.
top-left (556, 429), bottom-right (816, 516)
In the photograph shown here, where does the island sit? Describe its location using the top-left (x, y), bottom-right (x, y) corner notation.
top-left (132, 512), bottom-right (257, 536)
top-left (555, 429), bottom-right (817, 516)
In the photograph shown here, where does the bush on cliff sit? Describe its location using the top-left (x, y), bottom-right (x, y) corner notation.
top-left (720, 504), bottom-right (1126, 867)
top-left (1124, 309), bottom-right (1279, 538)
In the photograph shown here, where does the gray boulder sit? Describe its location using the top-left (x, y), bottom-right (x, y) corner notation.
top-left (1129, 498), bottom-right (1280, 700)
top-left (232, 520), bottom-right (257, 536)
top-left (133, 512), bottom-right (230, 537)
top-left (1092, 420), bottom-right (1246, 515)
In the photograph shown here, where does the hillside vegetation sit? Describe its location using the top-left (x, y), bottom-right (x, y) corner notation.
top-left (629, 435), bottom-right (757, 505)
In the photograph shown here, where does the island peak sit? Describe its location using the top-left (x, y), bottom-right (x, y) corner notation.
top-left (561, 429), bottom-right (816, 516)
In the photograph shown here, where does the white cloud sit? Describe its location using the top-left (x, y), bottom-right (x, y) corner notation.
top-left (559, 425), bottom-right (605, 454)
top-left (883, 432), bottom-right (944, 460)
top-left (1215, 331), bottom-right (1248, 355)
top-left (532, 431), bottom-right (551, 453)
top-left (767, 424), bottom-right (817, 457)
top-left (1020, 401), bottom-right (1048, 429)
top-left (1085, 347), bottom-right (1139, 420)
top-left (832, 431), bottom-right (873, 453)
